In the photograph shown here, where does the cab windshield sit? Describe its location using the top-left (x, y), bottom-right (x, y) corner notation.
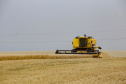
top-left (79, 38), bottom-right (87, 47)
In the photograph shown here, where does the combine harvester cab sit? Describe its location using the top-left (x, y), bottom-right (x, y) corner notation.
top-left (55, 34), bottom-right (102, 58)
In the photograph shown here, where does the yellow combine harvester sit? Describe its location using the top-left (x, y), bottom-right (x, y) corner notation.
top-left (55, 34), bottom-right (102, 58)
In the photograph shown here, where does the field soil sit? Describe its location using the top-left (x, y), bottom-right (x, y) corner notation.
top-left (0, 51), bottom-right (126, 84)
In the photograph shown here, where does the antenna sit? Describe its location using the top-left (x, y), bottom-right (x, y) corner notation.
top-left (84, 34), bottom-right (86, 37)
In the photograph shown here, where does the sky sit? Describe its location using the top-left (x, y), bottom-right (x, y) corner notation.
top-left (0, 0), bottom-right (126, 51)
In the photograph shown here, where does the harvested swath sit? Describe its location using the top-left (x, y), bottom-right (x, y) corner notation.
top-left (0, 54), bottom-right (95, 61)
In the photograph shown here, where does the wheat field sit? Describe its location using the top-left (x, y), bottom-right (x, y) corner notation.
top-left (0, 51), bottom-right (126, 84)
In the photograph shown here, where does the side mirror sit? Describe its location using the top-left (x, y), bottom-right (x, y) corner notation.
top-left (99, 47), bottom-right (102, 49)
